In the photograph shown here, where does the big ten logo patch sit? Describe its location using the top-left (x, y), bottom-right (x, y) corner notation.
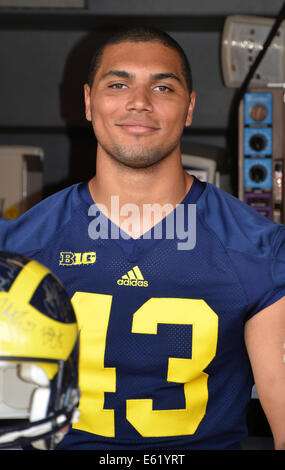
top-left (59, 252), bottom-right (96, 266)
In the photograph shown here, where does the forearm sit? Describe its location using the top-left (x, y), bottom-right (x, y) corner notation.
top-left (244, 297), bottom-right (285, 451)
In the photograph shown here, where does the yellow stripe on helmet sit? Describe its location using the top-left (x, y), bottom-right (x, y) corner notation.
top-left (8, 259), bottom-right (51, 303)
top-left (0, 296), bottom-right (77, 358)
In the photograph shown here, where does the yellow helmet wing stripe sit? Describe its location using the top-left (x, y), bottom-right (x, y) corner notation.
top-left (0, 259), bottom-right (78, 380)
top-left (8, 260), bottom-right (51, 303)
top-left (0, 298), bottom-right (77, 360)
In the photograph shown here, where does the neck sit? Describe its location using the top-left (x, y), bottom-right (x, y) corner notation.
top-left (88, 146), bottom-right (193, 238)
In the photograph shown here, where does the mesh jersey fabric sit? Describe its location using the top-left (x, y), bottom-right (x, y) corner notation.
top-left (0, 177), bottom-right (285, 450)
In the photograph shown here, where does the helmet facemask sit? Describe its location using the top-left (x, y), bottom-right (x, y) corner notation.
top-left (0, 346), bottom-right (80, 450)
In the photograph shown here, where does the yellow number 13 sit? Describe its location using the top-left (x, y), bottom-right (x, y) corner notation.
top-left (71, 293), bottom-right (218, 438)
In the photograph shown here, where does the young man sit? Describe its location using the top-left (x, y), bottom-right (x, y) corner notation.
top-left (1, 26), bottom-right (285, 450)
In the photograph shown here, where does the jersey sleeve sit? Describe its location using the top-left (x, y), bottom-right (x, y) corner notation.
top-left (220, 226), bottom-right (285, 320)
top-left (0, 185), bottom-right (77, 257)
top-left (0, 211), bottom-right (43, 256)
top-left (270, 226), bottom-right (285, 297)
top-left (201, 184), bottom-right (285, 320)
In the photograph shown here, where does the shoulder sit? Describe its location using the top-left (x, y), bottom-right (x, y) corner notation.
top-left (197, 183), bottom-right (285, 317)
top-left (0, 183), bottom-right (85, 256)
top-left (197, 182), bottom-right (282, 258)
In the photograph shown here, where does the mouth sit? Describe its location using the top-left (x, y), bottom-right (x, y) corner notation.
top-left (116, 122), bottom-right (160, 135)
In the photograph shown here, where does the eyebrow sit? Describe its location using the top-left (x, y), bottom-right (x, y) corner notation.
top-left (101, 70), bottom-right (182, 84)
top-left (101, 70), bottom-right (134, 80)
top-left (150, 72), bottom-right (182, 84)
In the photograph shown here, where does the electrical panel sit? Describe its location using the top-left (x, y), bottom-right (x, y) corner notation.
top-left (238, 89), bottom-right (285, 223)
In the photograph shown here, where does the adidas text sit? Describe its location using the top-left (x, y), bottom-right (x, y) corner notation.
top-left (117, 278), bottom-right (148, 287)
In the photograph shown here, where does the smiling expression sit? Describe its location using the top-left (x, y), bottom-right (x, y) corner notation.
top-left (84, 41), bottom-right (196, 169)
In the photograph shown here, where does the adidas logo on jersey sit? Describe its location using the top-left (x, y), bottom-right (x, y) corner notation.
top-left (117, 266), bottom-right (148, 287)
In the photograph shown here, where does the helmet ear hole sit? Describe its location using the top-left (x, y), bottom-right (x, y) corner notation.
top-left (19, 364), bottom-right (49, 387)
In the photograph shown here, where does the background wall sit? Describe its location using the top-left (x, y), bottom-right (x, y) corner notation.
top-left (0, 0), bottom-right (284, 196)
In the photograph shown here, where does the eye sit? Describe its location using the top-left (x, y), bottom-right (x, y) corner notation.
top-left (154, 85), bottom-right (173, 93)
top-left (108, 83), bottom-right (128, 90)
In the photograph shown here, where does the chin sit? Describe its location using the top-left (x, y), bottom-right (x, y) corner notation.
top-left (108, 145), bottom-right (174, 170)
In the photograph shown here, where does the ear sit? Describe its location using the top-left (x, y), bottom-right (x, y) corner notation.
top-left (185, 91), bottom-right (196, 127)
top-left (84, 83), bottom-right (92, 122)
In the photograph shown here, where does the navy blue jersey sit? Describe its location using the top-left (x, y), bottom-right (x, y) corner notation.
top-left (1, 177), bottom-right (285, 450)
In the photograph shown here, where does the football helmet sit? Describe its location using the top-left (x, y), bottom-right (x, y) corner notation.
top-left (0, 251), bottom-right (80, 450)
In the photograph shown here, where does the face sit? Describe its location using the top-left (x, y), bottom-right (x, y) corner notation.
top-left (84, 41), bottom-right (196, 169)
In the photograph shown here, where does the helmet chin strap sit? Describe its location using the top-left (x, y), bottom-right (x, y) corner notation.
top-left (31, 415), bottom-right (68, 450)
top-left (0, 406), bottom-right (80, 448)
top-left (0, 413), bottom-right (66, 446)
top-left (31, 407), bottom-right (80, 450)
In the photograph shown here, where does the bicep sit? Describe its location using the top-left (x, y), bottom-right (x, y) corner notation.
top-left (244, 296), bottom-right (285, 448)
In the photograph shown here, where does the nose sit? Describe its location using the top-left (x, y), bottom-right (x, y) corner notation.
top-left (126, 86), bottom-right (153, 112)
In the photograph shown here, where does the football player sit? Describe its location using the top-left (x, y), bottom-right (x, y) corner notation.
top-left (0, 26), bottom-right (285, 450)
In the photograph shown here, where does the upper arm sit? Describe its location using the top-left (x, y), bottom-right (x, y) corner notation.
top-left (244, 296), bottom-right (285, 449)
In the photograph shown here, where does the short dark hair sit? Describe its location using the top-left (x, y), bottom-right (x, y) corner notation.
top-left (87, 26), bottom-right (193, 94)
